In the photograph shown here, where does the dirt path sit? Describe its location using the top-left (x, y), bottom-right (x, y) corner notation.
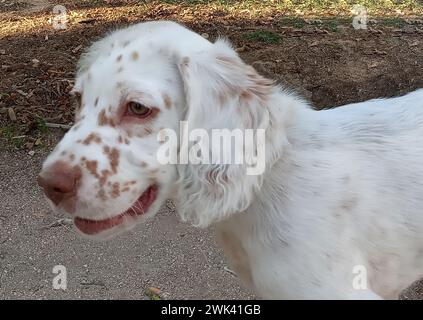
top-left (0, 139), bottom-right (253, 299)
top-left (21, 0), bottom-right (51, 13)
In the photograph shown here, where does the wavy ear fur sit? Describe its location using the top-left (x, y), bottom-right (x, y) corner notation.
top-left (176, 39), bottom-right (281, 227)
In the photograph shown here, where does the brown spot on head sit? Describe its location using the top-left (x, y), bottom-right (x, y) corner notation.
top-left (83, 132), bottom-right (102, 145)
top-left (103, 145), bottom-right (110, 154)
top-left (121, 187), bottom-right (130, 193)
top-left (163, 93), bottom-right (172, 110)
top-left (107, 148), bottom-right (120, 174)
top-left (131, 51), bottom-right (139, 61)
top-left (98, 110), bottom-right (108, 126)
top-left (85, 160), bottom-right (99, 177)
top-left (97, 189), bottom-right (107, 200)
top-left (99, 169), bottom-right (111, 186)
top-left (98, 110), bottom-right (116, 127)
top-left (111, 182), bottom-right (120, 198)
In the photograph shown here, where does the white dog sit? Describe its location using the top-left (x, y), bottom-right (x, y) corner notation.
top-left (38, 21), bottom-right (423, 299)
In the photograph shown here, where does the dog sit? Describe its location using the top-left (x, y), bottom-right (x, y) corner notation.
top-left (38, 21), bottom-right (423, 299)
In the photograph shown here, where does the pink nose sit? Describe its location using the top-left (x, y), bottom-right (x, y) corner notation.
top-left (37, 161), bottom-right (82, 213)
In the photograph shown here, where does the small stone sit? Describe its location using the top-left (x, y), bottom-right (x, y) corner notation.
top-left (72, 45), bottom-right (83, 54)
top-left (28, 150), bottom-right (35, 156)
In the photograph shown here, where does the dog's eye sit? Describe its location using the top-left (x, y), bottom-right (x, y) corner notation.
top-left (127, 101), bottom-right (151, 117)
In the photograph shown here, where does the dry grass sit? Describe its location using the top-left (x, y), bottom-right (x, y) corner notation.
top-left (1, 0), bottom-right (423, 38)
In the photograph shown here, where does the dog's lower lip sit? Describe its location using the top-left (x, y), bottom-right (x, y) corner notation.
top-left (74, 184), bottom-right (158, 235)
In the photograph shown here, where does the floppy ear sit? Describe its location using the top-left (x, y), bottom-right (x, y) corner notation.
top-left (175, 39), bottom-right (282, 227)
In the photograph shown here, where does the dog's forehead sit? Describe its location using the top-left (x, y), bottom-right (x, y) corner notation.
top-left (74, 21), bottom-right (213, 95)
top-left (77, 48), bottom-right (169, 94)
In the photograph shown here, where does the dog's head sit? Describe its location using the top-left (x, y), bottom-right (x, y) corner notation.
top-left (38, 21), bottom-right (282, 239)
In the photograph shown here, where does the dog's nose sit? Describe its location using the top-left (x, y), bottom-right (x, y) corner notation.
top-left (37, 161), bottom-right (81, 211)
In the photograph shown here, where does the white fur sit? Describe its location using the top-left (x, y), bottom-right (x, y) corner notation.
top-left (40, 21), bottom-right (423, 299)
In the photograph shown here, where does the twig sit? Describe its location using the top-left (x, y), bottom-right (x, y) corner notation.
top-left (224, 266), bottom-right (237, 277)
top-left (41, 218), bottom-right (73, 230)
top-left (45, 123), bottom-right (72, 130)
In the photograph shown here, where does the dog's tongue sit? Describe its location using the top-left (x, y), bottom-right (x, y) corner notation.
top-left (74, 185), bottom-right (158, 235)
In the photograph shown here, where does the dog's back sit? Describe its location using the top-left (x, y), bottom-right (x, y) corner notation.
top-left (219, 89), bottom-right (423, 299)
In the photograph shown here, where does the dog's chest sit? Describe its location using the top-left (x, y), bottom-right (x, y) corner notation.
top-left (215, 220), bottom-right (255, 290)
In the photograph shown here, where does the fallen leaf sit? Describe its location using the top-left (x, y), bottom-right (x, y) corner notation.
top-left (8, 108), bottom-right (16, 121)
top-left (145, 287), bottom-right (162, 300)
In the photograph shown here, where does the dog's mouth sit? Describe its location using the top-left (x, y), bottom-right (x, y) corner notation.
top-left (74, 184), bottom-right (158, 235)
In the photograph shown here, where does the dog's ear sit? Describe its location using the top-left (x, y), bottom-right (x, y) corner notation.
top-left (175, 39), bottom-right (280, 227)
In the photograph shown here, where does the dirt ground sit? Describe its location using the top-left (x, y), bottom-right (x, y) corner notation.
top-left (0, 1), bottom-right (423, 299)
